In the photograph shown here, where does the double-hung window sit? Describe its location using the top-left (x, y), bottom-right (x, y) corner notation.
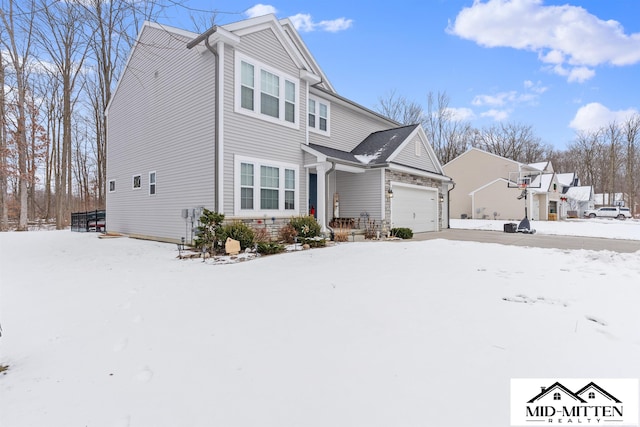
top-left (308, 96), bottom-right (330, 135)
top-left (149, 171), bottom-right (156, 195)
top-left (240, 163), bottom-right (254, 209)
top-left (236, 54), bottom-right (298, 128)
top-left (260, 166), bottom-right (279, 209)
top-left (241, 62), bottom-right (255, 110)
top-left (235, 156), bottom-right (298, 215)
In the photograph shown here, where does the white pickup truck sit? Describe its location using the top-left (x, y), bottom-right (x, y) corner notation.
top-left (584, 206), bottom-right (632, 219)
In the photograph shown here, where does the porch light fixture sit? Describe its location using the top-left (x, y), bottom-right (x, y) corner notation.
top-left (439, 193), bottom-right (444, 203)
top-left (387, 188), bottom-right (393, 198)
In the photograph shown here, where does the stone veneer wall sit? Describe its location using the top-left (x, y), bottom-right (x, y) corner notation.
top-left (385, 170), bottom-right (445, 231)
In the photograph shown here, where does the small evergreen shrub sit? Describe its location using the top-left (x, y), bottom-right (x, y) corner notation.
top-left (256, 241), bottom-right (285, 255)
top-left (390, 227), bottom-right (413, 239)
top-left (289, 215), bottom-right (321, 239)
top-left (218, 221), bottom-right (255, 250)
top-left (301, 237), bottom-right (326, 248)
top-left (194, 209), bottom-right (225, 252)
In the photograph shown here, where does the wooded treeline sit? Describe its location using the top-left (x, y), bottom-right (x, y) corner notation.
top-left (0, 0), bottom-right (161, 231)
top-left (376, 91), bottom-right (640, 214)
top-left (2, 2), bottom-right (638, 232)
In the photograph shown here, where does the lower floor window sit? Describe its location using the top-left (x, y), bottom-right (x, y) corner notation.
top-left (236, 156), bottom-right (298, 215)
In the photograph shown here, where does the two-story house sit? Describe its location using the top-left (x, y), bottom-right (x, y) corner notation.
top-left (106, 15), bottom-right (452, 242)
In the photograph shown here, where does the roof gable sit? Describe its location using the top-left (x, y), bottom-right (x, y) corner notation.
top-left (218, 14), bottom-right (323, 86)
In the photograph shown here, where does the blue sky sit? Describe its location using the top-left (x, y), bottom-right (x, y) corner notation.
top-left (158, 0), bottom-right (640, 150)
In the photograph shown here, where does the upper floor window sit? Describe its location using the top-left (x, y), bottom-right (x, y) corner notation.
top-left (236, 54), bottom-right (298, 129)
top-left (553, 393), bottom-right (561, 401)
top-left (109, 180), bottom-right (116, 193)
top-left (588, 392), bottom-right (595, 399)
top-left (308, 96), bottom-right (330, 135)
top-left (133, 174), bottom-right (141, 189)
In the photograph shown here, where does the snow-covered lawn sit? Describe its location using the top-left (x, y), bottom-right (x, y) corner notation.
top-left (1, 219), bottom-right (639, 427)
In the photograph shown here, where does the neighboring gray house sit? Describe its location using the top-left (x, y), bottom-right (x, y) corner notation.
top-left (106, 15), bottom-right (452, 242)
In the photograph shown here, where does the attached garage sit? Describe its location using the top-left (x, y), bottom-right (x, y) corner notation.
top-left (391, 184), bottom-right (438, 232)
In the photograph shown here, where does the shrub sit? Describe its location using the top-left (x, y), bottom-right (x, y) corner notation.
top-left (253, 226), bottom-right (271, 244)
top-left (194, 209), bottom-right (225, 252)
top-left (256, 241), bottom-right (285, 255)
top-left (289, 215), bottom-right (321, 239)
top-left (333, 228), bottom-right (350, 242)
top-left (278, 223), bottom-right (298, 244)
top-left (390, 227), bottom-right (413, 239)
top-left (301, 237), bottom-right (326, 248)
top-left (218, 221), bottom-right (255, 250)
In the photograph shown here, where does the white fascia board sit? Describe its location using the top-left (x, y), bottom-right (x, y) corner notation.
top-left (335, 163), bottom-right (365, 173)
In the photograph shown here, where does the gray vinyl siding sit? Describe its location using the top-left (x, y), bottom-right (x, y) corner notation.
top-left (222, 31), bottom-right (307, 218)
top-left (309, 99), bottom-right (392, 152)
top-left (393, 136), bottom-right (438, 172)
top-left (106, 25), bottom-right (216, 242)
top-left (334, 169), bottom-right (383, 221)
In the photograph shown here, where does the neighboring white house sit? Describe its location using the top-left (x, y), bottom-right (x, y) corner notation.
top-left (106, 15), bottom-right (452, 242)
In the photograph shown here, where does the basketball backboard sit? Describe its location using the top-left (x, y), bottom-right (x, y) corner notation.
top-left (507, 171), bottom-right (543, 189)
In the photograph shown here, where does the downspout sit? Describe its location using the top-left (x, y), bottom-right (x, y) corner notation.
top-left (187, 27), bottom-right (220, 212)
top-left (447, 180), bottom-right (456, 228)
top-left (205, 38), bottom-right (220, 212)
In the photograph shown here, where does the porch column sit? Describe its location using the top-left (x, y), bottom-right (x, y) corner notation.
top-left (314, 162), bottom-right (331, 233)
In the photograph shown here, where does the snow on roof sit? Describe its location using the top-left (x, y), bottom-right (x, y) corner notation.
top-left (556, 173), bottom-right (575, 187)
top-left (529, 173), bottom-right (553, 192)
top-left (594, 193), bottom-right (625, 205)
top-left (566, 186), bottom-right (592, 202)
top-left (527, 161), bottom-right (549, 172)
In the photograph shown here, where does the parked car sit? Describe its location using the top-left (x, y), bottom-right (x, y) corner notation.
top-left (584, 206), bottom-right (632, 220)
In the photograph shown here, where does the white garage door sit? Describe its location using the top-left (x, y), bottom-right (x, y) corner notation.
top-left (392, 185), bottom-right (438, 232)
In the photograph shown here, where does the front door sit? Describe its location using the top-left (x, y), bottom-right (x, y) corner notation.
top-left (309, 173), bottom-right (317, 218)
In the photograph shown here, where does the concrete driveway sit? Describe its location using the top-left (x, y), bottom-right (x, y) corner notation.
top-left (412, 228), bottom-right (640, 253)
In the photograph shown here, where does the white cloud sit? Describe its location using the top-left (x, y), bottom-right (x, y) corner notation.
top-left (448, 0), bottom-right (640, 82)
top-left (481, 109), bottom-right (510, 121)
top-left (289, 13), bottom-right (353, 33)
top-left (289, 14), bottom-right (314, 32)
top-left (569, 102), bottom-right (639, 132)
top-left (446, 107), bottom-right (476, 121)
top-left (244, 4), bottom-right (353, 33)
top-left (244, 4), bottom-right (277, 19)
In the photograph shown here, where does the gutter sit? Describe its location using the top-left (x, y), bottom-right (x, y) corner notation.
top-left (187, 27), bottom-right (220, 211)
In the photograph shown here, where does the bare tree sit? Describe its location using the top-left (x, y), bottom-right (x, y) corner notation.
top-left (0, 47), bottom-right (8, 230)
top-left (1, 0), bottom-right (36, 230)
top-left (374, 89), bottom-right (423, 125)
top-left (473, 122), bottom-right (547, 164)
top-left (621, 114), bottom-right (640, 212)
top-left (423, 91), bottom-right (472, 164)
top-left (36, 0), bottom-right (90, 228)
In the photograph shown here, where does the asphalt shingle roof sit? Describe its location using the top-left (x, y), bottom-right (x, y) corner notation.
top-left (308, 124), bottom-right (419, 166)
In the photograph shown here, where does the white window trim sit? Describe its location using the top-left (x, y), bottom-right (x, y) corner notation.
top-left (149, 171), bottom-right (156, 196)
top-left (308, 95), bottom-right (330, 136)
top-left (234, 53), bottom-right (299, 130)
top-left (234, 155), bottom-right (299, 216)
top-left (108, 179), bottom-right (116, 193)
top-left (132, 174), bottom-right (142, 190)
